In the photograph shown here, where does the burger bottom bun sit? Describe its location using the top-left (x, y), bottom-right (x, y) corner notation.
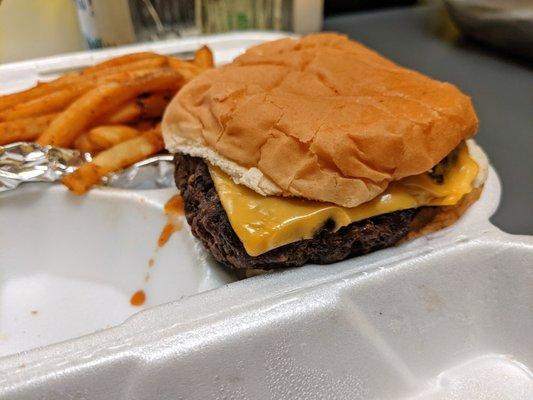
top-left (404, 138), bottom-right (488, 240)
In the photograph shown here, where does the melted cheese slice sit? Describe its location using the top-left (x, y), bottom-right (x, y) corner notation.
top-left (210, 143), bottom-right (479, 256)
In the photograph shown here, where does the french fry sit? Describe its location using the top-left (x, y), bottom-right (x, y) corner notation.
top-left (85, 57), bottom-right (169, 82)
top-left (167, 57), bottom-right (203, 82)
top-left (62, 126), bottom-right (163, 195)
top-left (0, 74), bottom-right (78, 113)
top-left (100, 101), bottom-right (141, 124)
top-left (61, 163), bottom-right (102, 195)
top-left (194, 46), bottom-right (214, 69)
top-left (1, 50), bottom-right (211, 195)
top-left (100, 91), bottom-right (173, 124)
top-left (92, 126), bottom-right (163, 171)
top-left (51, 59), bottom-right (169, 93)
top-left (37, 69), bottom-right (183, 147)
top-left (0, 114), bottom-right (57, 145)
top-left (133, 120), bottom-right (158, 131)
top-left (73, 132), bottom-right (96, 154)
top-left (88, 125), bottom-right (140, 149)
top-left (82, 52), bottom-right (163, 74)
top-left (0, 85), bottom-right (92, 121)
top-left (36, 82), bottom-right (123, 147)
top-left (73, 125), bottom-right (140, 154)
top-left (165, 46), bottom-right (213, 82)
top-left (136, 91), bottom-right (174, 118)
top-left (0, 67), bottom-right (147, 121)
top-left (0, 58), bottom-right (166, 114)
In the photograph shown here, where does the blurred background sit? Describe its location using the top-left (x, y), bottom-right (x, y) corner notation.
top-left (1, 0), bottom-right (531, 63)
top-left (0, 0), bottom-right (447, 62)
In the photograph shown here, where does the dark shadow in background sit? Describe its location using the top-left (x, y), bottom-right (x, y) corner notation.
top-left (324, 0), bottom-right (417, 16)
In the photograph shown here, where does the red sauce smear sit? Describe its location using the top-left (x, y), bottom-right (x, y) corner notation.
top-left (157, 195), bottom-right (184, 248)
top-left (164, 194), bottom-right (184, 215)
top-left (31, 310), bottom-right (38, 315)
top-left (130, 290), bottom-right (146, 306)
top-left (158, 223), bottom-right (180, 247)
top-left (148, 258), bottom-right (155, 268)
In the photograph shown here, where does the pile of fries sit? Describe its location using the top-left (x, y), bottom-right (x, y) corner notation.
top-left (0, 46), bottom-right (214, 194)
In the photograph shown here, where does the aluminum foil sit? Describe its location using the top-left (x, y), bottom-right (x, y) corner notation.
top-left (0, 142), bottom-right (175, 192)
top-left (105, 154), bottom-right (175, 190)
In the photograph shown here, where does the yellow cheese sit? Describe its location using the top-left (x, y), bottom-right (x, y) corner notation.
top-left (209, 143), bottom-right (479, 256)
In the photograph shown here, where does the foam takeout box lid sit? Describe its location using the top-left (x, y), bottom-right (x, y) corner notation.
top-left (0, 32), bottom-right (531, 399)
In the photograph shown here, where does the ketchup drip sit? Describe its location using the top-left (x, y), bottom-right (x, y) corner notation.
top-left (130, 290), bottom-right (146, 306)
top-left (157, 194), bottom-right (184, 247)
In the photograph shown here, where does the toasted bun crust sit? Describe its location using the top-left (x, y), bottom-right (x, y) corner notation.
top-left (163, 33), bottom-right (478, 207)
top-left (405, 186), bottom-right (483, 241)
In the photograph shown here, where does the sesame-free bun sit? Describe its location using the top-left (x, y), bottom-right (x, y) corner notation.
top-left (163, 33), bottom-right (478, 207)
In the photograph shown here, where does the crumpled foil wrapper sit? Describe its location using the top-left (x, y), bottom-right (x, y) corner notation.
top-left (0, 142), bottom-right (175, 192)
top-left (105, 154), bottom-right (175, 190)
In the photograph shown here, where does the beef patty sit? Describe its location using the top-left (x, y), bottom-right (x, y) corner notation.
top-left (174, 153), bottom-right (422, 271)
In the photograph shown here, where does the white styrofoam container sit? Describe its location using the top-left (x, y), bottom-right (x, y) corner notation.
top-left (0, 33), bottom-right (532, 399)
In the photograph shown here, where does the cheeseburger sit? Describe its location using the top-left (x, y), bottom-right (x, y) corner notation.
top-left (162, 34), bottom-right (488, 272)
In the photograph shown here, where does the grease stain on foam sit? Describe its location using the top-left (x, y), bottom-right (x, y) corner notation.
top-left (417, 284), bottom-right (445, 312)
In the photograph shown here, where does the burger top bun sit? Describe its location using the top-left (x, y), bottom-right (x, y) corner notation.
top-left (163, 33), bottom-right (478, 208)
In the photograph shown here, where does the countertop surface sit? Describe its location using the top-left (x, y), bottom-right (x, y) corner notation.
top-left (324, 6), bottom-right (533, 235)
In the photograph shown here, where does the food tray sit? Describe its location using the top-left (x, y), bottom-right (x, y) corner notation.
top-left (1, 33), bottom-right (532, 399)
